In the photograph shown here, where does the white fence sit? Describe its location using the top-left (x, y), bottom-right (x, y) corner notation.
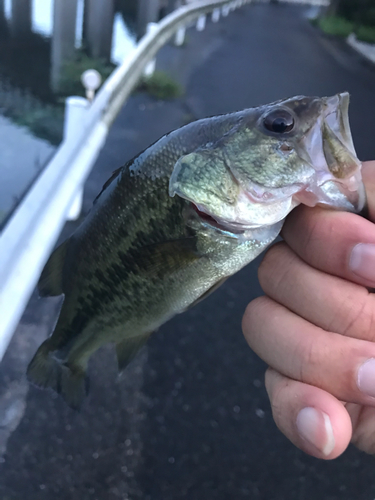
top-left (0, 0), bottom-right (330, 360)
top-left (0, 0), bottom-right (252, 361)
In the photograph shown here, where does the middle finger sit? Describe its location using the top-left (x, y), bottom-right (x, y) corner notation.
top-left (258, 242), bottom-right (375, 341)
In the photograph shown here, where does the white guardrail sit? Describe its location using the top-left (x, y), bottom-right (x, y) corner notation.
top-left (0, 0), bottom-right (252, 360)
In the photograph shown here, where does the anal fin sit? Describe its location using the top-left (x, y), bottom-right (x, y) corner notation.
top-left (116, 333), bottom-right (152, 372)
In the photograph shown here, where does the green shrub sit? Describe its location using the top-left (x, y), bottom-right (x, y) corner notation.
top-left (317, 16), bottom-right (354, 37)
top-left (0, 79), bottom-right (64, 144)
top-left (14, 107), bottom-right (64, 144)
top-left (59, 52), bottom-right (115, 97)
top-left (137, 71), bottom-right (183, 100)
top-left (355, 25), bottom-right (375, 44)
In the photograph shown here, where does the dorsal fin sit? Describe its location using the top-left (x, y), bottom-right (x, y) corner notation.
top-left (38, 240), bottom-right (68, 296)
top-left (93, 167), bottom-right (123, 205)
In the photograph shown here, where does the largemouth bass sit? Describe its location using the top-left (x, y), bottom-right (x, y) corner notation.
top-left (27, 92), bottom-right (366, 408)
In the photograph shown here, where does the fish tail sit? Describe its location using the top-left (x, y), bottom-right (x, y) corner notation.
top-left (27, 340), bottom-right (88, 410)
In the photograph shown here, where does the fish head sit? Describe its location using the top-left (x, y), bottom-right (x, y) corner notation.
top-left (169, 92), bottom-right (366, 235)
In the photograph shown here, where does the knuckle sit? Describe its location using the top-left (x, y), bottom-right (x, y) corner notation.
top-left (258, 243), bottom-right (282, 281)
top-left (265, 371), bottom-right (292, 426)
top-left (258, 242), bottom-right (294, 293)
top-left (295, 334), bottom-right (321, 384)
top-left (335, 293), bottom-right (375, 341)
top-left (294, 331), bottom-right (357, 400)
top-left (359, 297), bottom-right (375, 341)
top-left (242, 296), bottom-right (270, 334)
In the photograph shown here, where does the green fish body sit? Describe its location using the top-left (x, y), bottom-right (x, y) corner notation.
top-left (27, 93), bottom-right (365, 408)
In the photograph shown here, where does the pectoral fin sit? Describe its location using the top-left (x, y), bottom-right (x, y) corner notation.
top-left (136, 238), bottom-right (201, 277)
top-left (185, 277), bottom-right (228, 310)
top-left (38, 240), bottom-right (69, 296)
top-left (115, 332), bottom-right (152, 372)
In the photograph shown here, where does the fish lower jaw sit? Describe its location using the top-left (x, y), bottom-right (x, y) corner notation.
top-left (192, 203), bottom-right (249, 234)
top-left (292, 171), bottom-right (365, 212)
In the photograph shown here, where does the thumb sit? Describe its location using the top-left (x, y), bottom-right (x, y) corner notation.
top-left (362, 161), bottom-right (375, 222)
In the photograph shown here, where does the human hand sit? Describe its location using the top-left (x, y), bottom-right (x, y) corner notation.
top-left (242, 161), bottom-right (375, 459)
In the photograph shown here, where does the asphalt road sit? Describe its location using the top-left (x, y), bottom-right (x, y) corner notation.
top-left (1, 3), bottom-right (375, 500)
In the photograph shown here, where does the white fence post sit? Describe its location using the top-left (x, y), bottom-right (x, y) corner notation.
top-left (144, 22), bottom-right (158, 76)
top-left (196, 14), bottom-right (206, 31)
top-left (211, 8), bottom-right (220, 22)
top-left (222, 4), bottom-right (229, 16)
top-left (174, 26), bottom-right (186, 46)
top-left (63, 96), bottom-right (89, 220)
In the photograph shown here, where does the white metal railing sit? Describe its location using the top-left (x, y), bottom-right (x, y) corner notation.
top-left (279, 0), bottom-right (329, 5)
top-left (0, 0), bottom-right (251, 360)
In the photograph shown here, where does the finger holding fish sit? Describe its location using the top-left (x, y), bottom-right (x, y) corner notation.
top-left (243, 161), bottom-right (375, 457)
top-left (264, 368), bottom-right (352, 460)
top-left (243, 295), bottom-right (375, 407)
top-left (243, 295), bottom-right (375, 458)
top-left (258, 242), bottom-right (375, 341)
top-left (281, 161), bottom-right (375, 288)
top-left (264, 367), bottom-right (375, 457)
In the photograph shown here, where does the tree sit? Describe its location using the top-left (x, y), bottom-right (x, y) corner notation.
top-left (329, 0), bottom-right (375, 27)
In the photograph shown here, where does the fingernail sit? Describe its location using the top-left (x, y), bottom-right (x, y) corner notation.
top-left (296, 407), bottom-right (335, 456)
top-left (349, 244), bottom-right (375, 283)
top-left (357, 358), bottom-right (375, 398)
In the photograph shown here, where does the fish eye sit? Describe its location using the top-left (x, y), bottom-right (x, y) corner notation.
top-left (263, 109), bottom-right (295, 134)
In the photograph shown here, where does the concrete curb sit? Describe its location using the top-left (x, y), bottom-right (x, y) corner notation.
top-left (347, 33), bottom-right (375, 65)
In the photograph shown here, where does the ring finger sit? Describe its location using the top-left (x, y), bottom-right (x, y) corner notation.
top-left (242, 296), bottom-right (375, 406)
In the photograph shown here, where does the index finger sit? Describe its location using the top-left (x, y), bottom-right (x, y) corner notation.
top-left (362, 161), bottom-right (375, 222)
top-left (281, 161), bottom-right (375, 288)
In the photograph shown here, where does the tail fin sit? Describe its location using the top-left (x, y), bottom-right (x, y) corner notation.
top-left (27, 340), bottom-right (88, 410)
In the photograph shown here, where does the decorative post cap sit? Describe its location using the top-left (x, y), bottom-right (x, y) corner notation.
top-left (81, 69), bottom-right (102, 101)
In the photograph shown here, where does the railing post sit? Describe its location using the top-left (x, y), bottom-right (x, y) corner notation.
top-left (196, 14), bottom-right (206, 31)
top-left (211, 8), bottom-right (220, 22)
top-left (174, 25), bottom-right (186, 46)
top-left (144, 22), bottom-right (158, 76)
top-left (63, 96), bottom-right (89, 220)
top-left (222, 4), bottom-right (230, 16)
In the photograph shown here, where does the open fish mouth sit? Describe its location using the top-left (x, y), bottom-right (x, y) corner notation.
top-left (191, 203), bottom-right (251, 234)
top-left (294, 92), bottom-right (366, 212)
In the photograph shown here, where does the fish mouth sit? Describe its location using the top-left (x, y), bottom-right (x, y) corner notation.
top-left (295, 92), bottom-right (366, 212)
top-left (191, 202), bottom-right (250, 234)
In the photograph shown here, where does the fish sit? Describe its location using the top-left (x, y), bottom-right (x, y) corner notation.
top-left (27, 92), bottom-right (366, 409)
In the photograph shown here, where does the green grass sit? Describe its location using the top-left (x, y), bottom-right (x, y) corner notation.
top-left (12, 107), bottom-right (64, 145)
top-left (317, 16), bottom-right (354, 37)
top-left (313, 14), bottom-right (375, 45)
top-left (137, 71), bottom-right (183, 100)
top-left (355, 25), bottom-right (375, 44)
top-left (0, 81), bottom-right (64, 144)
